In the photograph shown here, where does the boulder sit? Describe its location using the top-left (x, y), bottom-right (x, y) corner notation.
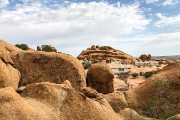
top-left (82, 87), bottom-right (100, 99)
top-left (87, 62), bottom-right (114, 94)
top-left (0, 40), bottom-right (21, 89)
top-left (139, 54), bottom-right (151, 61)
top-left (10, 51), bottom-right (86, 91)
top-left (0, 59), bottom-right (21, 89)
top-left (0, 47), bottom-right (14, 64)
top-left (126, 62), bottom-right (180, 119)
top-left (0, 82), bottom-right (120, 120)
top-left (104, 92), bottom-right (128, 112)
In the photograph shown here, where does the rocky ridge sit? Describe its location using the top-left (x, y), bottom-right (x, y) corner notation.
top-left (77, 45), bottom-right (136, 64)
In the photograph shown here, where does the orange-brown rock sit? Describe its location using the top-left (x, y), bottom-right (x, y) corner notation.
top-left (0, 40), bottom-right (21, 89)
top-left (0, 82), bottom-right (120, 120)
top-left (77, 45), bottom-right (136, 64)
top-left (104, 92), bottom-right (128, 112)
top-left (167, 114), bottom-right (180, 120)
top-left (0, 59), bottom-right (21, 89)
top-left (0, 40), bottom-right (22, 64)
top-left (0, 40), bottom-right (22, 52)
top-left (126, 62), bottom-right (180, 119)
top-left (117, 108), bottom-right (154, 120)
top-left (10, 51), bottom-right (86, 91)
top-left (139, 54), bottom-right (151, 61)
top-left (87, 62), bottom-right (114, 94)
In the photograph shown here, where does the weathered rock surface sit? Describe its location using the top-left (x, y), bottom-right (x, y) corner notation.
top-left (167, 114), bottom-right (180, 120)
top-left (0, 40), bottom-right (22, 52)
top-left (126, 62), bottom-right (180, 119)
top-left (0, 82), bottom-right (119, 120)
top-left (139, 54), bottom-right (151, 62)
top-left (0, 40), bottom-right (22, 64)
top-left (0, 40), bottom-right (21, 89)
top-left (87, 62), bottom-right (114, 94)
top-left (117, 108), bottom-right (154, 120)
top-left (77, 45), bottom-right (136, 64)
top-left (104, 92), bottom-right (128, 112)
top-left (10, 51), bottom-right (86, 91)
top-left (0, 59), bottom-right (21, 89)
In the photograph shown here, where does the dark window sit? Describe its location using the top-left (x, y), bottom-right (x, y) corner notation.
top-left (119, 68), bottom-right (124, 71)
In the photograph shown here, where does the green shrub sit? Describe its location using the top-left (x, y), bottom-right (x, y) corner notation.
top-left (41, 45), bottom-right (57, 52)
top-left (141, 79), bottom-right (177, 119)
top-left (82, 60), bottom-right (92, 69)
top-left (15, 44), bottom-right (29, 50)
top-left (144, 71), bottom-right (156, 78)
top-left (132, 72), bottom-right (139, 79)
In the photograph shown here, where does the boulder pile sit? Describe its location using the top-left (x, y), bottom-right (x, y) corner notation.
top-left (0, 82), bottom-right (119, 120)
top-left (0, 40), bottom-right (180, 120)
top-left (77, 45), bottom-right (136, 64)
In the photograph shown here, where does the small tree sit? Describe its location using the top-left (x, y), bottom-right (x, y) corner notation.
top-left (15, 44), bottom-right (29, 50)
top-left (37, 46), bottom-right (41, 51)
top-left (131, 72), bottom-right (139, 79)
top-left (41, 45), bottom-right (57, 52)
top-left (117, 72), bottom-right (130, 84)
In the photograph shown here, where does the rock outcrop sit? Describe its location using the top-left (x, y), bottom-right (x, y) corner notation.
top-left (10, 51), bottom-right (86, 91)
top-left (0, 59), bottom-right (21, 89)
top-left (139, 54), bottom-right (151, 61)
top-left (0, 82), bottom-right (119, 120)
top-left (0, 40), bottom-right (22, 52)
top-left (77, 45), bottom-right (136, 64)
top-left (126, 62), bottom-right (180, 119)
top-left (0, 40), bottom-right (21, 89)
top-left (87, 62), bottom-right (114, 94)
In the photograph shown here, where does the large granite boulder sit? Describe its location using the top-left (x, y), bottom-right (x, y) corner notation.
top-left (87, 62), bottom-right (114, 94)
top-left (0, 82), bottom-right (119, 120)
top-left (10, 51), bottom-right (86, 91)
top-left (0, 59), bottom-right (21, 89)
top-left (0, 40), bottom-right (21, 89)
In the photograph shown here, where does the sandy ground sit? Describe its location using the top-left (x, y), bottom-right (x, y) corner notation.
top-left (114, 65), bottom-right (166, 91)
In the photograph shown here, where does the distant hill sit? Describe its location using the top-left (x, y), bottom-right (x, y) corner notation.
top-left (77, 45), bottom-right (136, 64)
top-left (152, 55), bottom-right (180, 59)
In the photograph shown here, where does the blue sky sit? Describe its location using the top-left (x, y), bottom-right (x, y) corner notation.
top-left (0, 0), bottom-right (180, 57)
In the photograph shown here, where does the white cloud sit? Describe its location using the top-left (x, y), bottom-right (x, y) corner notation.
top-left (145, 0), bottom-right (159, 3)
top-left (162, 0), bottom-right (180, 6)
top-left (145, 0), bottom-right (180, 6)
top-left (155, 13), bottom-right (180, 28)
top-left (0, 2), bottom-right (150, 56)
top-left (118, 32), bottom-right (180, 56)
top-left (0, 0), bottom-right (9, 7)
